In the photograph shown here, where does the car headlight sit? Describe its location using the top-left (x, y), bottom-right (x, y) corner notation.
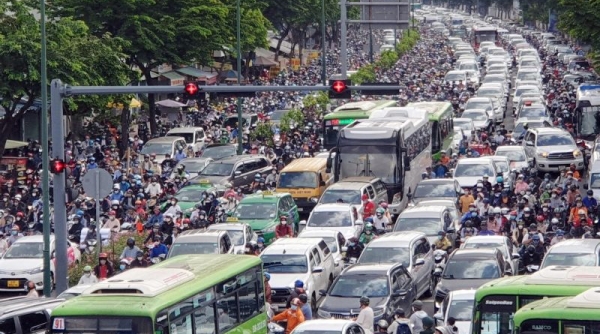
top-left (408, 202), bottom-right (415, 207)
top-left (573, 149), bottom-right (582, 158)
top-left (28, 266), bottom-right (43, 274)
top-left (537, 151), bottom-right (549, 158)
top-left (373, 308), bottom-right (385, 317)
top-left (309, 197), bottom-right (319, 203)
top-left (317, 309), bottom-right (331, 318)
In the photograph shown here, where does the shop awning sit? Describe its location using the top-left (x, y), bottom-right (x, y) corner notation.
top-left (175, 66), bottom-right (217, 79)
top-left (5, 140), bottom-right (28, 149)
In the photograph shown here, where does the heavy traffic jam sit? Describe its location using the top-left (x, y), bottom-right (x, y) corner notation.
top-left (1, 4), bottom-right (600, 334)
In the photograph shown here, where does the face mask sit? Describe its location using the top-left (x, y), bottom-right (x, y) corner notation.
top-left (290, 305), bottom-right (298, 310)
top-left (16, 217), bottom-right (21, 221)
top-left (518, 225), bottom-right (523, 229)
top-left (438, 236), bottom-right (443, 240)
top-left (137, 257), bottom-right (143, 261)
top-left (11, 231), bottom-right (17, 236)
top-left (543, 208), bottom-right (548, 212)
top-left (120, 264), bottom-right (126, 270)
top-left (577, 203), bottom-right (582, 207)
top-left (472, 213), bottom-right (477, 216)
top-left (171, 201), bottom-right (176, 205)
top-left (100, 260), bottom-right (106, 265)
top-left (552, 194), bottom-right (557, 198)
top-left (349, 242), bottom-right (355, 247)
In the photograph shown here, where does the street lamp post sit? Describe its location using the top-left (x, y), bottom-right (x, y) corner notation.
top-left (236, 0), bottom-right (243, 155)
top-left (321, 0), bottom-right (327, 85)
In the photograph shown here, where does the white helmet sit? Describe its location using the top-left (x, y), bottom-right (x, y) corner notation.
top-left (111, 200), bottom-right (120, 206)
top-left (113, 184), bottom-right (120, 190)
top-left (493, 207), bottom-right (502, 214)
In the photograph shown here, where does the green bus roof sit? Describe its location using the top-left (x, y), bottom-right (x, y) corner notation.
top-left (475, 266), bottom-right (600, 302)
top-left (406, 101), bottom-right (453, 121)
top-left (51, 254), bottom-right (262, 318)
top-left (513, 287), bottom-right (600, 323)
top-left (324, 100), bottom-right (396, 120)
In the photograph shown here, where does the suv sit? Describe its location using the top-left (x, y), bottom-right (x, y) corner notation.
top-left (165, 127), bottom-right (206, 153)
top-left (190, 155), bottom-right (273, 190)
top-left (358, 231), bottom-right (435, 298)
top-left (393, 206), bottom-right (458, 244)
top-left (318, 177), bottom-right (389, 213)
top-left (140, 136), bottom-right (187, 164)
top-left (317, 263), bottom-right (418, 324)
top-left (0, 297), bottom-right (64, 333)
top-left (261, 238), bottom-right (335, 312)
top-left (167, 230), bottom-right (234, 258)
top-left (301, 203), bottom-right (363, 242)
top-left (409, 179), bottom-right (462, 207)
top-left (522, 128), bottom-right (584, 172)
top-left (200, 143), bottom-right (237, 160)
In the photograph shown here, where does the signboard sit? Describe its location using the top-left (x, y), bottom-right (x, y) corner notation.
top-left (359, 0), bottom-right (410, 30)
top-left (520, 320), bottom-right (559, 333)
top-left (171, 78), bottom-right (184, 86)
top-left (269, 66), bottom-right (281, 78)
top-left (480, 295), bottom-right (517, 313)
top-left (291, 58), bottom-right (301, 71)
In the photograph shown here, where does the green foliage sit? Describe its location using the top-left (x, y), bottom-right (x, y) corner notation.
top-left (557, 0), bottom-right (600, 50)
top-left (303, 92), bottom-right (329, 114)
top-left (280, 109), bottom-right (305, 132)
top-left (378, 50), bottom-right (399, 70)
top-left (350, 64), bottom-right (377, 84)
top-left (250, 122), bottom-right (275, 146)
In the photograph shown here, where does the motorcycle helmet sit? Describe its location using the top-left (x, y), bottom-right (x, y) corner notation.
top-left (99, 252), bottom-right (108, 259)
top-left (493, 207), bottom-right (501, 215)
top-left (376, 208), bottom-right (385, 215)
top-left (126, 237), bottom-right (135, 247)
top-left (359, 296), bottom-right (370, 306)
top-left (588, 190), bottom-right (594, 196)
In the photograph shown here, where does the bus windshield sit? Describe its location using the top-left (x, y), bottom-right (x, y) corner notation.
top-left (338, 145), bottom-right (396, 183)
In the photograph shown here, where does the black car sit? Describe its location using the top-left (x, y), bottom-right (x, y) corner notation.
top-left (200, 143), bottom-right (237, 160)
top-left (434, 248), bottom-right (508, 311)
top-left (409, 179), bottom-right (462, 207)
top-left (189, 155), bottom-right (273, 191)
top-left (316, 263), bottom-right (418, 324)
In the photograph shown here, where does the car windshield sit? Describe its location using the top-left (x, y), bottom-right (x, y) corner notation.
top-left (209, 229), bottom-right (244, 246)
top-left (278, 172), bottom-right (318, 188)
top-left (590, 173), bottom-right (600, 189)
top-left (443, 259), bottom-right (500, 279)
top-left (448, 299), bottom-right (475, 321)
top-left (496, 150), bottom-right (526, 162)
top-left (454, 120), bottom-right (473, 131)
top-left (492, 160), bottom-right (509, 173)
top-left (465, 101), bottom-right (491, 111)
top-left (201, 146), bottom-right (236, 159)
top-left (199, 163), bottom-right (233, 177)
top-left (517, 72), bottom-right (539, 81)
top-left (140, 143), bottom-right (172, 155)
top-left (536, 134), bottom-right (575, 146)
top-left (359, 247), bottom-right (409, 267)
top-left (488, 49), bottom-right (506, 56)
top-left (4, 242), bottom-right (43, 258)
top-left (235, 203), bottom-right (277, 220)
top-left (515, 88), bottom-right (539, 97)
top-left (175, 188), bottom-right (207, 202)
top-left (169, 243), bottom-right (218, 257)
top-left (454, 163), bottom-right (495, 177)
top-left (320, 189), bottom-right (361, 205)
top-left (261, 254), bottom-right (308, 273)
top-left (175, 161), bottom-right (207, 173)
top-left (463, 242), bottom-right (508, 258)
top-left (520, 108), bottom-right (546, 118)
top-left (166, 133), bottom-right (193, 143)
top-left (414, 183), bottom-right (456, 198)
top-left (459, 63), bottom-right (478, 71)
top-left (462, 112), bottom-right (487, 122)
top-left (308, 211), bottom-right (352, 227)
top-left (477, 89), bottom-right (501, 97)
top-left (483, 77), bottom-right (505, 84)
top-left (329, 274), bottom-right (390, 297)
top-left (394, 217), bottom-right (439, 235)
top-left (445, 73), bottom-right (466, 81)
top-left (514, 122), bottom-right (544, 136)
top-left (542, 253), bottom-right (596, 268)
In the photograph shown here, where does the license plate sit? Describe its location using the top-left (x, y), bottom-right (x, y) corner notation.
top-left (297, 208), bottom-right (303, 212)
top-left (7, 280), bottom-right (19, 288)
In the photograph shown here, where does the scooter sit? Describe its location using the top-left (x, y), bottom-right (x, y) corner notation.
top-left (433, 249), bottom-right (448, 286)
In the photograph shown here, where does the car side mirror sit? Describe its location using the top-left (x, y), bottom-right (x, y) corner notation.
top-left (525, 140), bottom-right (534, 146)
top-left (355, 220), bottom-right (364, 226)
top-left (415, 258), bottom-right (425, 266)
top-left (512, 253), bottom-right (521, 260)
top-left (299, 220), bottom-right (307, 225)
top-left (319, 289), bottom-right (327, 296)
top-left (234, 170), bottom-right (242, 177)
top-left (504, 268), bottom-right (514, 276)
top-left (312, 266), bottom-right (323, 273)
top-left (392, 289), bottom-right (408, 297)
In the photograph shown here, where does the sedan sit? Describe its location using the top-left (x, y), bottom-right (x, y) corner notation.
top-left (171, 157), bottom-right (213, 179)
top-left (461, 109), bottom-right (492, 132)
top-left (453, 118), bottom-right (475, 138)
top-left (291, 320), bottom-right (364, 334)
top-left (460, 235), bottom-right (520, 275)
top-left (494, 146), bottom-right (530, 170)
top-left (207, 222), bottom-right (258, 254)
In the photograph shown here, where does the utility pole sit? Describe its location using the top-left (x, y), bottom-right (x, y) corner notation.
top-left (340, 0), bottom-right (348, 79)
top-left (236, 0), bottom-right (243, 155)
top-left (321, 0), bottom-right (327, 85)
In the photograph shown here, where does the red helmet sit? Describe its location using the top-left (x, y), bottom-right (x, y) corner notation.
top-left (16, 212), bottom-right (24, 218)
top-left (108, 210), bottom-right (116, 216)
top-left (183, 218), bottom-right (190, 223)
top-left (536, 215), bottom-right (545, 223)
top-left (280, 215), bottom-right (288, 220)
top-left (99, 252), bottom-right (108, 259)
top-left (361, 194), bottom-right (369, 201)
top-left (380, 202), bottom-right (388, 209)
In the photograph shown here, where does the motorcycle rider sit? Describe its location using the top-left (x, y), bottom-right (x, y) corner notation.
top-left (434, 231), bottom-right (452, 251)
top-left (120, 237), bottom-right (141, 260)
top-left (149, 235), bottom-right (169, 260)
top-left (550, 229), bottom-right (565, 246)
top-left (256, 237), bottom-right (267, 253)
top-left (359, 223), bottom-right (376, 245)
top-left (130, 250), bottom-right (149, 268)
top-left (161, 214), bottom-right (176, 246)
top-left (372, 207), bottom-right (389, 231)
top-left (583, 190), bottom-right (598, 210)
top-left (164, 197), bottom-right (182, 217)
top-left (103, 210), bottom-right (121, 234)
top-left (7, 225), bottom-right (23, 246)
top-left (94, 253), bottom-right (115, 280)
top-left (275, 216), bottom-right (293, 239)
top-left (78, 265), bottom-right (99, 285)
top-left (344, 237), bottom-right (364, 261)
top-left (68, 215), bottom-right (84, 243)
top-left (361, 194), bottom-right (376, 220)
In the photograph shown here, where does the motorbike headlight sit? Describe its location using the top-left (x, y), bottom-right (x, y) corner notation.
top-left (317, 309), bottom-right (331, 318)
top-left (573, 149), bottom-right (582, 158)
top-left (28, 266), bottom-right (43, 274)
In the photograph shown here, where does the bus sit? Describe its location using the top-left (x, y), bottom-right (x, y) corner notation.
top-left (406, 101), bottom-right (454, 161)
top-left (512, 287), bottom-right (600, 334)
top-left (322, 100), bottom-right (398, 149)
top-left (575, 84), bottom-right (600, 140)
top-left (49, 254), bottom-right (267, 334)
top-left (471, 26), bottom-right (499, 50)
top-left (473, 266), bottom-right (600, 334)
top-left (326, 114), bottom-right (432, 215)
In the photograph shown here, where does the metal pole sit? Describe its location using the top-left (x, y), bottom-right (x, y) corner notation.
top-left (340, 0), bottom-right (348, 79)
top-left (50, 79), bottom-right (68, 294)
top-left (369, 24), bottom-right (374, 62)
top-left (95, 173), bottom-right (101, 255)
top-left (40, 0), bottom-right (52, 298)
top-left (321, 0), bottom-right (327, 85)
top-left (411, 0), bottom-right (415, 30)
top-left (394, 27), bottom-right (397, 49)
top-left (236, 0), bottom-right (243, 155)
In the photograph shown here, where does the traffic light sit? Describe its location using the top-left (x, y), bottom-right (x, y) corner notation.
top-left (329, 79), bottom-right (352, 99)
top-left (50, 159), bottom-right (66, 174)
top-left (183, 81), bottom-right (201, 99)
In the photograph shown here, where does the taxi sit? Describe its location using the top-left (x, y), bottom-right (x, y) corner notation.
top-left (233, 191), bottom-right (299, 244)
top-left (162, 180), bottom-right (224, 217)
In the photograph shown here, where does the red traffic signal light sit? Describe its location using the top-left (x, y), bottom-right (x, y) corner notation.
top-left (183, 81), bottom-right (201, 99)
top-left (329, 79), bottom-right (351, 99)
top-left (50, 159), bottom-right (66, 174)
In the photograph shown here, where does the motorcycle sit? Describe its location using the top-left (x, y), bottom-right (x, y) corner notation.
top-left (432, 249), bottom-right (447, 286)
top-left (343, 257), bottom-right (357, 269)
top-left (268, 323), bottom-right (285, 334)
top-left (525, 264), bottom-right (540, 274)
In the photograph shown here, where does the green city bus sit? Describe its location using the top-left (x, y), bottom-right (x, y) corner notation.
top-left (322, 99), bottom-right (398, 149)
top-left (406, 101), bottom-right (454, 161)
top-left (473, 266), bottom-right (600, 334)
top-left (512, 287), bottom-right (600, 334)
top-left (49, 254), bottom-right (267, 334)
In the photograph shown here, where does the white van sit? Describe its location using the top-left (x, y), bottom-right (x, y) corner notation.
top-left (166, 127), bottom-right (206, 153)
top-left (140, 136), bottom-right (187, 164)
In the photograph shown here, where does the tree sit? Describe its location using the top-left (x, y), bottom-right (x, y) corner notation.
top-left (52, 0), bottom-right (231, 135)
top-left (0, 1), bottom-right (131, 158)
top-left (280, 109), bottom-right (305, 133)
top-left (557, 0), bottom-right (600, 50)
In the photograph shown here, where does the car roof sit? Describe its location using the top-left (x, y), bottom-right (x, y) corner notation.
top-left (15, 235), bottom-right (53, 243)
top-left (313, 203), bottom-right (353, 212)
top-left (495, 146), bottom-right (525, 152)
top-left (463, 235), bottom-right (507, 244)
top-left (298, 229), bottom-right (341, 239)
top-left (327, 182), bottom-right (367, 190)
top-left (416, 199), bottom-right (457, 208)
top-left (0, 297), bottom-right (65, 317)
top-left (456, 157), bottom-right (494, 165)
top-left (342, 176), bottom-right (380, 183)
top-left (451, 248), bottom-right (499, 258)
top-left (210, 154), bottom-right (268, 164)
top-left (530, 127), bottom-right (569, 135)
top-left (293, 319), bottom-right (357, 331)
top-left (239, 192), bottom-right (287, 203)
top-left (463, 109), bottom-right (488, 114)
top-left (167, 127), bottom-right (204, 133)
top-left (468, 97), bottom-right (493, 102)
top-left (344, 263), bottom-right (399, 275)
top-left (547, 239), bottom-right (600, 254)
top-left (400, 206), bottom-right (446, 217)
top-left (177, 230), bottom-right (227, 240)
top-left (366, 231), bottom-right (426, 247)
top-left (207, 223), bottom-right (249, 231)
top-left (449, 289), bottom-right (477, 300)
top-left (264, 238), bottom-right (324, 254)
top-left (417, 179), bottom-right (456, 186)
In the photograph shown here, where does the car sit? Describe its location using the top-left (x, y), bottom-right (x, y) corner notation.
top-left (512, 118), bottom-right (552, 141)
top-left (489, 155), bottom-right (514, 190)
top-left (392, 206), bottom-right (457, 244)
top-left (233, 192), bottom-right (300, 244)
top-left (206, 222), bottom-right (259, 254)
top-left (317, 263), bottom-right (418, 324)
top-left (482, 74), bottom-right (510, 91)
top-left (494, 146), bottom-right (530, 171)
top-left (165, 127), bottom-right (207, 153)
top-left (452, 127), bottom-right (467, 154)
top-left (0, 297), bottom-right (65, 333)
top-left (298, 229), bottom-right (346, 277)
top-left (522, 127), bottom-right (585, 172)
top-left (199, 143), bottom-right (237, 160)
top-left (301, 203), bottom-right (363, 243)
top-left (460, 235), bottom-right (519, 275)
top-left (317, 177), bottom-right (389, 214)
top-left (168, 230), bottom-right (235, 258)
top-left (444, 70), bottom-right (468, 85)
top-left (433, 290), bottom-right (476, 334)
top-left (170, 157), bottom-right (214, 178)
top-left (190, 155), bottom-right (273, 190)
top-left (517, 103), bottom-right (549, 121)
top-left (409, 179), bottom-right (462, 207)
top-left (0, 235), bottom-right (80, 292)
top-left (414, 200), bottom-right (461, 231)
top-left (540, 239), bottom-right (600, 269)
top-left (357, 231), bottom-right (435, 298)
top-left (162, 183), bottom-right (224, 217)
top-left (452, 157), bottom-right (499, 189)
top-left (290, 319), bottom-right (364, 334)
top-left (57, 284), bottom-right (92, 300)
top-left (262, 238), bottom-right (336, 313)
top-left (269, 109), bottom-right (293, 130)
top-left (140, 136), bottom-right (188, 164)
top-left (223, 113), bottom-right (259, 129)
top-left (453, 118), bottom-right (475, 138)
top-left (464, 97), bottom-right (495, 119)
top-left (461, 109), bottom-right (492, 132)
top-left (434, 248), bottom-right (507, 310)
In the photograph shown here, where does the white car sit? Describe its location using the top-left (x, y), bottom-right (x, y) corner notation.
top-left (57, 283), bottom-right (92, 300)
top-left (0, 235), bottom-right (81, 291)
top-left (444, 70), bottom-right (468, 85)
top-left (453, 118), bottom-right (475, 138)
top-left (461, 109), bottom-right (492, 132)
top-left (452, 157), bottom-right (499, 189)
top-left (460, 235), bottom-right (519, 275)
top-left (291, 319), bottom-right (363, 334)
top-left (301, 203), bottom-right (363, 242)
top-left (434, 290), bottom-right (476, 334)
top-left (298, 229), bottom-right (346, 277)
top-left (206, 222), bottom-right (258, 254)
